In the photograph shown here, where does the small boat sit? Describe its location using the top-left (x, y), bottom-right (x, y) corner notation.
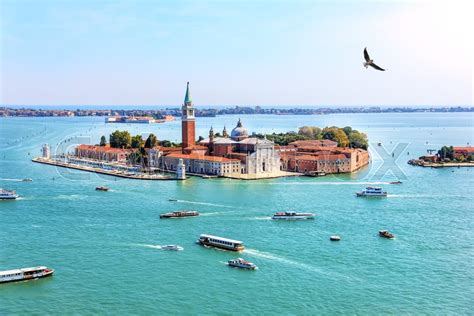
top-left (377, 142), bottom-right (382, 146)
top-left (0, 266), bottom-right (54, 284)
top-left (272, 211), bottom-right (315, 220)
top-left (168, 198), bottom-right (178, 202)
top-left (0, 189), bottom-right (19, 200)
top-left (330, 235), bottom-right (341, 241)
top-left (227, 258), bottom-right (257, 270)
top-left (95, 186), bottom-right (110, 191)
top-left (197, 234), bottom-right (245, 251)
top-left (379, 230), bottom-right (395, 239)
top-left (161, 245), bottom-right (183, 251)
top-left (160, 210), bottom-right (199, 218)
top-left (389, 181), bottom-right (402, 184)
top-left (22, 178), bottom-right (33, 182)
top-left (356, 187), bottom-right (387, 197)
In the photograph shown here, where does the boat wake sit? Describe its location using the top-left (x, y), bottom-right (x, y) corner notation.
top-left (244, 249), bottom-right (360, 281)
top-left (173, 200), bottom-right (233, 208)
top-left (0, 178), bottom-right (24, 182)
top-left (199, 212), bottom-right (224, 217)
top-left (268, 181), bottom-right (392, 186)
top-left (129, 243), bottom-right (162, 250)
top-left (250, 216), bottom-right (272, 221)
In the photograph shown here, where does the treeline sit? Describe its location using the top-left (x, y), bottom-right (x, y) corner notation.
top-left (255, 126), bottom-right (368, 149)
top-left (438, 146), bottom-right (473, 162)
top-left (100, 130), bottom-right (180, 149)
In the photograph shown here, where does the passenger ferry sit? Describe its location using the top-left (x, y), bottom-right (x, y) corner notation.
top-left (356, 187), bottom-right (387, 197)
top-left (272, 211), bottom-right (315, 220)
top-left (0, 189), bottom-right (19, 200)
top-left (197, 234), bottom-right (244, 251)
top-left (0, 266), bottom-right (54, 284)
top-left (160, 210), bottom-right (199, 218)
top-left (227, 258), bottom-right (257, 270)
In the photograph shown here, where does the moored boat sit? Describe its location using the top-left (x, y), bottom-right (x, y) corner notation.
top-left (161, 245), bottom-right (184, 251)
top-left (160, 210), bottom-right (199, 218)
top-left (0, 189), bottom-right (19, 200)
top-left (0, 266), bottom-right (54, 284)
top-left (356, 187), bottom-right (387, 197)
top-left (272, 211), bottom-right (315, 220)
top-left (197, 234), bottom-right (244, 251)
top-left (379, 230), bottom-right (395, 239)
top-left (95, 186), bottom-right (109, 191)
top-left (227, 258), bottom-right (257, 270)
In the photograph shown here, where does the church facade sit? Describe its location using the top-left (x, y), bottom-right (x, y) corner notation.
top-left (161, 82), bottom-right (281, 178)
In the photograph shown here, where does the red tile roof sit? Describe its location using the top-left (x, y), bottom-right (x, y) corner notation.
top-left (166, 153), bottom-right (240, 163)
top-left (76, 144), bottom-right (133, 154)
top-left (453, 147), bottom-right (474, 153)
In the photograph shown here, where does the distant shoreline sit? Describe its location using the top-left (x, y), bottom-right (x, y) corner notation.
top-left (1, 105), bottom-right (473, 118)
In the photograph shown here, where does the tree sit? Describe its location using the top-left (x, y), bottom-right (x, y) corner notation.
top-left (438, 146), bottom-right (454, 160)
top-left (99, 136), bottom-right (107, 146)
top-left (197, 136), bottom-right (205, 143)
top-left (343, 126), bottom-right (353, 136)
top-left (348, 131), bottom-right (368, 150)
top-left (322, 127), bottom-right (349, 147)
top-left (298, 126), bottom-right (321, 139)
top-left (109, 130), bottom-right (131, 148)
top-left (144, 134), bottom-right (158, 148)
top-left (131, 135), bottom-right (144, 149)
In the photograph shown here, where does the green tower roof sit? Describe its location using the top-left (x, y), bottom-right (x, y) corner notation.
top-left (184, 82), bottom-right (192, 104)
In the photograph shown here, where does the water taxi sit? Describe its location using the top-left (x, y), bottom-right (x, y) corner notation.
top-left (95, 186), bottom-right (110, 191)
top-left (227, 258), bottom-right (257, 270)
top-left (0, 266), bottom-right (54, 284)
top-left (197, 234), bottom-right (244, 251)
top-left (161, 245), bottom-right (184, 251)
top-left (0, 189), bottom-right (19, 200)
top-left (379, 230), bottom-right (395, 239)
top-left (272, 211), bottom-right (315, 220)
top-left (356, 187), bottom-right (387, 197)
top-left (159, 210), bottom-right (199, 218)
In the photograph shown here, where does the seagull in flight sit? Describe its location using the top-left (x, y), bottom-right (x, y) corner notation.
top-left (363, 47), bottom-right (385, 71)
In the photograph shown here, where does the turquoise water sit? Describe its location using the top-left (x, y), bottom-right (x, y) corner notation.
top-left (1, 113), bottom-right (473, 314)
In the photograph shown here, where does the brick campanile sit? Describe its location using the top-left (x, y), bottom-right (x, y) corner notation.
top-left (181, 82), bottom-right (195, 152)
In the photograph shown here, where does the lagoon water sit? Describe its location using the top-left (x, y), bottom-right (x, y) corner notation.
top-left (1, 112), bottom-right (473, 314)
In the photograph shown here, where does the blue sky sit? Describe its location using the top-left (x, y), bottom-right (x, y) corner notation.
top-left (0, 0), bottom-right (472, 106)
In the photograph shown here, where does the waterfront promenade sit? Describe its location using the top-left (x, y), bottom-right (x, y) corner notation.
top-left (32, 157), bottom-right (174, 180)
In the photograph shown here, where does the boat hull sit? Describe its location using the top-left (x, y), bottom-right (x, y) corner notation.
top-left (272, 215), bottom-right (314, 220)
top-left (0, 270), bottom-right (54, 284)
top-left (228, 263), bottom-right (256, 270)
top-left (356, 193), bottom-right (387, 197)
top-left (197, 240), bottom-right (244, 252)
top-left (0, 195), bottom-right (19, 200)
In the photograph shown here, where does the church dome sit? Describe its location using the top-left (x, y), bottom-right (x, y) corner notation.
top-left (231, 119), bottom-right (248, 140)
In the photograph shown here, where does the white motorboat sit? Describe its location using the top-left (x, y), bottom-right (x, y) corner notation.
top-left (161, 245), bottom-right (184, 251)
top-left (356, 187), bottom-right (387, 197)
top-left (0, 189), bottom-right (19, 200)
top-left (272, 211), bottom-right (315, 220)
top-left (227, 258), bottom-right (257, 270)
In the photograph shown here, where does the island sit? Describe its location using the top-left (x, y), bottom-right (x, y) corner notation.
top-left (408, 146), bottom-right (474, 167)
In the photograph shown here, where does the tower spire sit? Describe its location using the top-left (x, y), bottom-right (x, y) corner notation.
top-left (184, 81), bottom-right (192, 104)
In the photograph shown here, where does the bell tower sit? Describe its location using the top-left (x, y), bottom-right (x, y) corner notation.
top-left (181, 82), bottom-right (195, 152)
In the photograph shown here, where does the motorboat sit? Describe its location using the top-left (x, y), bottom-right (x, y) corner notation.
top-left (356, 187), bottom-right (387, 197)
top-left (272, 211), bottom-right (315, 220)
top-left (22, 178), bottom-right (33, 182)
top-left (330, 235), bottom-right (341, 241)
top-left (389, 181), bottom-right (402, 184)
top-left (227, 258), bottom-right (257, 270)
top-left (95, 186), bottom-right (109, 191)
top-left (161, 245), bottom-right (183, 251)
top-left (160, 210), bottom-right (199, 218)
top-left (379, 230), bottom-right (395, 239)
top-left (168, 198), bottom-right (178, 202)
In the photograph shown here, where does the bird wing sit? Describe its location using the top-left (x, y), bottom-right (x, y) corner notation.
top-left (364, 47), bottom-right (370, 62)
top-left (369, 63), bottom-right (385, 71)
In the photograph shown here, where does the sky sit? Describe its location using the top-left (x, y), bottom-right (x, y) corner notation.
top-left (0, 0), bottom-right (473, 106)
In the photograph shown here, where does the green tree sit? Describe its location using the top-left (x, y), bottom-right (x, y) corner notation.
top-left (99, 135), bottom-right (107, 146)
top-left (144, 134), bottom-right (158, 148)
top-left (438, 146), bottom-right (454, 160)
top-left (131, 135), bottom-right (144, 149)
top-left (343, 126), bottom-right (353, 136)
top-left (322, 127), bottom-right (349, 147)
top-left (109, 130), bottom-right (131, 148)
top-left (348, 131), bottom-right (368, 150)
top-left (298, 126), bottom-right (322, 139)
